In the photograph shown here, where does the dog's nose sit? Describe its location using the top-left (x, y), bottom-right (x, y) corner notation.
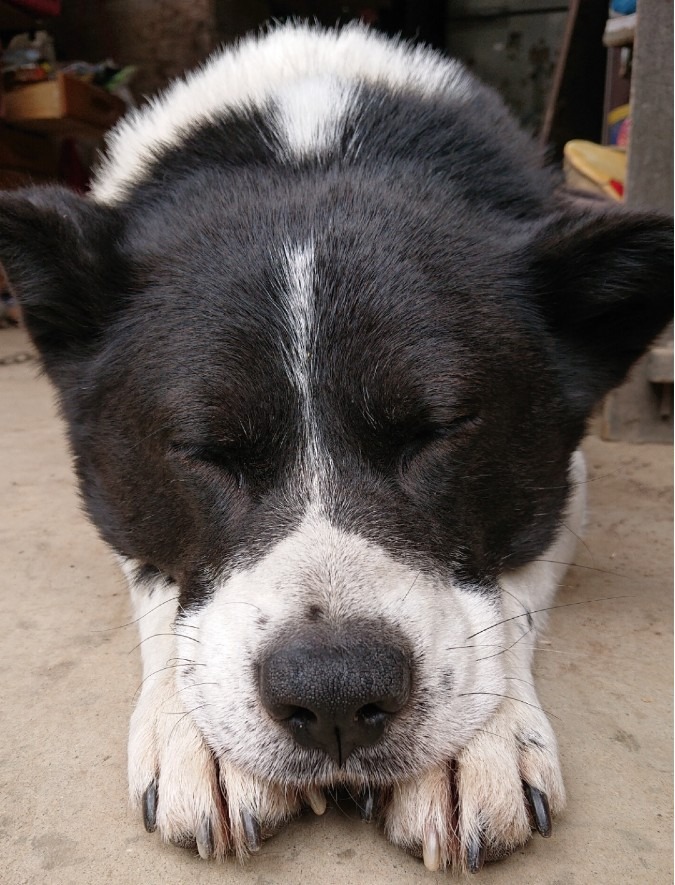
top-left (259, 635), bottom-right (411, 765)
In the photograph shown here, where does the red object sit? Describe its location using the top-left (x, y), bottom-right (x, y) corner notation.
top-left (6, 0), bottom-right (61, 15)
top-left (609, 179), bottom-right (625, 198)
top-left (616, 117), bottom-right (631, 149)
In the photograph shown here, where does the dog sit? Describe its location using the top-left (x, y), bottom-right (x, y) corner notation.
top-left (0, 23), bottom-right (671, 874)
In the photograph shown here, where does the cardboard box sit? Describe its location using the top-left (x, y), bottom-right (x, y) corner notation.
top-left (3, 73), bottom-right (125, 136)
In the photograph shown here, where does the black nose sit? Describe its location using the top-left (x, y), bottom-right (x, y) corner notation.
top-left (259, 633), bottom-right (411, 765)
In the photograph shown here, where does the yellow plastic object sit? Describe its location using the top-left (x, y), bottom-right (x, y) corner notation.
top-left (607, 103), bottom-right (630, 127)
top-left (563, 139), bottom-right (627, 201)
top-left (607, 104), bottom-right (631, 147)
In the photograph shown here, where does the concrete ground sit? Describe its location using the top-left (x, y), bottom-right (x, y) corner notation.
top-left (1, 324), bottom-right (672, 885)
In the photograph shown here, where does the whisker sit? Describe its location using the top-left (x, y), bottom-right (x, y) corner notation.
top-left (560, 521), bottom-right (595, 563)
top-left (399, 571), bottom-right (421, 606)
top-left (497, 644), bottom-right (600, 658)
top-left (132, 662), bottom-right (190, 697)
top-left (128, 632), bottom-right (201, 654)
top-left (165, 681), bottom-right (220, 702)
top-left (131, 660), bottom-right (208, 699)
top-left (91, 595), bottom-right (180, 632)
top-left (503, 676), bottom-right (536, 689)
top-left (528, 470), bottom-right (620, 491)
top-left (467, 595), bottom-right (632, 640)
top-left (176, 599), bottom-right (266, 618)
top-left (474, 624), bottom-right (534, 662)
top-left (166, 703), bottom-right (213, 741)
top-left (499, 585), bottom-right (531, 618)
top-left (572, 470), bottom-right (620, 486)
top-left (340, 783), bottom-right (359, 805)
top-left (457, 691), bottom-right (560, 721)
top-left (529, 559), bottom-right (625, 577)
top-left (448, 640), bottom-right (600, 658)
top-left (472, 728), bottom-right (514, 747)
top-left (326, 787), bottom-right (355, 820)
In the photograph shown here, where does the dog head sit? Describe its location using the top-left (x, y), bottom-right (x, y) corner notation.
top-left (1, 176), bottom-right (670, 788)
top-left (0, 22), bottom-right (671, 791)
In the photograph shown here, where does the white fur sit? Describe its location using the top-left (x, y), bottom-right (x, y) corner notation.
top-left (274, 75), bottom-right (355, 159)
top-left (279, 240), bottom-right (329, 496)
top-left (280, 241), bottom-right (315, 405)
top-left (91, 23), bottom-right (473, 203)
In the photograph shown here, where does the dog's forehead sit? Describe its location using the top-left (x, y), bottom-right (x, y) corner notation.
top-left (119, 182), bottom-right (506, 415)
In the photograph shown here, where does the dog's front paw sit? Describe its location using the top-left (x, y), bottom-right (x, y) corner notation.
top-left (383, 698), bottom-right (564, 872)
top-left (128, 677), bottom-right (303, 859)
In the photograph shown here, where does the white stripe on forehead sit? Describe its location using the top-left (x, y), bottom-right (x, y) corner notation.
top-left (282, 241), bottom-right (315, 406)
top-left (281, 241), bottom-right (330, 498)
top-left (90, 22), bottom-right (473, 203)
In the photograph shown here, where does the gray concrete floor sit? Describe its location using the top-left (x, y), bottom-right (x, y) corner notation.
top-left (1, 325), bottom-right (672, 885)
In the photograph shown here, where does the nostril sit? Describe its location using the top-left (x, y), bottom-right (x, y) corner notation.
top-left (286, 707), bottom-right (317, 728)
top-left (279, 706), bottom-right (323, 754)
top-left (263, 701), bottom-right (318, 725)
top-left (355, 703), bottom-right (389, 726)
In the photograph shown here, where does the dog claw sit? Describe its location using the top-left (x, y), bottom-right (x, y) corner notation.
top-left (142, 780), bottom-right (157, 833)
top-left (306, 787), bottom-right (327, 816)
top-left (422, 824), bottom-right (441, 872)
top-left (466, 834), bottom-right (486, 874)
top-left (241, 809), bottom-right (262, 853)
top-left (525, 783), bottom-right (552, 838)
top-left (196, 816), bottom-right (213, 859)
top-left (358, 786), bottom-right (375, 822)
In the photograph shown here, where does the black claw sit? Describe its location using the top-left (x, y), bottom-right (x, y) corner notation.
top-left (241, 809), bottom-right (261, 853)
top-left (466, 835), bottom-right (487, 874)
top-left (142, 780), bottom-right (158, 833)
top-left (358, 786), bottom-right (376, 822)
top-left (525, 783), bottom-right (552, 838)
top-left (196, 816), bottom-right (214, 860)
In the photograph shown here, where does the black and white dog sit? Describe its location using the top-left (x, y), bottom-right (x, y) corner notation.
top-left (1, 23), bottom-right (671, 874)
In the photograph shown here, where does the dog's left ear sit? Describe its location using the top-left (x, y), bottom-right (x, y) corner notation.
top-left (526, 209), bottom-right (673, 414)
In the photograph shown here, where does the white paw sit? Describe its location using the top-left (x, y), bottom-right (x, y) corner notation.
top-left (128, 666), bottom-right (303, 858)
top-left (383, 698), bottom-right (564, 872)
top-left (123, 569), bottom-right (304, 858)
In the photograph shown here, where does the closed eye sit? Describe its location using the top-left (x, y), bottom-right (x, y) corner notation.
top-left (399, 415), bottom-right (481, 472)
top-left (168, 442), bottom-right (246, 489)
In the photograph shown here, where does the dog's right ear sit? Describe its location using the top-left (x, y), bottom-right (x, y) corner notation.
top-left (0, 186), bottom-right (125, 381)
